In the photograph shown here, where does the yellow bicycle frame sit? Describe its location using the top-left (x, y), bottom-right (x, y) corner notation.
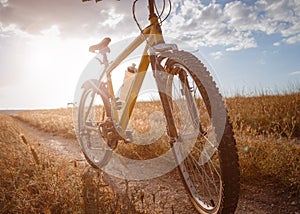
top-left (102, 16), bottom-right (165, 131)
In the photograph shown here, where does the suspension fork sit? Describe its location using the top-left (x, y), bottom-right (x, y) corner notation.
top-left (178, 70), bottom-right (206, 135)
top-left (150, 55), bottom-right (178, 144)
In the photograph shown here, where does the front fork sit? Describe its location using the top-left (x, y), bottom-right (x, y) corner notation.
top-left (150, 55), bottom-right (178, 145)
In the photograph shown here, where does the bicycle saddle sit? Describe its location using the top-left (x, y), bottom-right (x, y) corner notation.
top-left (89, 37), bottom-right (111, 53)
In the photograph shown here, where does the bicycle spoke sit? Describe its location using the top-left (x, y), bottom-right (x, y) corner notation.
top-left (160, 51), bottom-right (239, 213)
top-left (77, 88), bottom-right (112, 168)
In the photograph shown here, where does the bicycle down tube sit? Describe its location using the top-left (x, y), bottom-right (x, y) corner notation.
top-left (104, 15), bottom-right (165, 131)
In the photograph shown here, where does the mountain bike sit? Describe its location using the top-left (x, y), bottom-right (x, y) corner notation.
top-left (75, 0), bottom-right (240, 213)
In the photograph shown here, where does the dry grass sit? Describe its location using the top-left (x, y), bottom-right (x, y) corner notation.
top-left (13, 94), bottom-right (300, 190)
top-left (227, 93), bottom-right (300, 138)
top-left (236, 134), bottom-right (300, 191)
top-left (14, 108), bottom-right (75, 139)
top-left (227, 93), bottom-right (300, 194)
top-left (0, 114), bottom-right (143, 213)
top-left (0, 113), bottom-right (172, 213)
top-left (1, 93), bottom-right (300, 212)
top-left (0, 114), bottom-right (85, 213)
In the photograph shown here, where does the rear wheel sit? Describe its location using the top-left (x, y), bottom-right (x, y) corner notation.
top-left (78, 84), bottom-right (112, 168)
top-left (158, 51), bottom-right (240, 213)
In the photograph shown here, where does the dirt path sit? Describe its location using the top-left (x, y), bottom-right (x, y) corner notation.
top-left (16, 118), bottom-right (300, 213)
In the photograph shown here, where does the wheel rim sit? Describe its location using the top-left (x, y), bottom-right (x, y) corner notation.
top-left (165, 62), bottom-right (222, 212)
top-left (79, 88), bottom-right (111, 167)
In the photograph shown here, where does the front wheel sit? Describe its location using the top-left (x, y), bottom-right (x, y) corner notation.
top-left (157, 51), bottom-right (240, 213)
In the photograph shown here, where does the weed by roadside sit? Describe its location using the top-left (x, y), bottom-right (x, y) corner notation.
top-left (14, 108), bottom-right (75, 139)
top-left (0, 114), bottom-right (152, 213)
top-left (3, 93), bottom-right (300, 211)
top-left (227, 93), bottom-right (300, 138)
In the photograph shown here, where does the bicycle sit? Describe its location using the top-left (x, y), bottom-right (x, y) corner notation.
top-left (75, 0), bottom-right (240, 213)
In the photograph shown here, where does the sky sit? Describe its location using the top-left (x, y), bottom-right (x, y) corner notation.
top-left (0, 0), bottom-right (300, 109)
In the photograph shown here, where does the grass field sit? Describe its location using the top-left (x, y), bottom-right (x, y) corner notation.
top-left (1, 93), bottom-right (299, 212)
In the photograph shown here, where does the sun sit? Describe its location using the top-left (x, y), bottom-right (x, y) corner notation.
top-left (24, 29), bottom-right (92, 108)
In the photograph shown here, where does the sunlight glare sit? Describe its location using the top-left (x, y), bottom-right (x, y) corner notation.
top-left (24, 26), bottom-right (92, 108)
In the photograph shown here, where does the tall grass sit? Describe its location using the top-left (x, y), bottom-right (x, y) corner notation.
top-left (14, 108), bottom-right (75, 139)
top-left (0, 114), bottom-right (144, 213)
top-left (227, 93), bottom-right (300, 138)
top-left (226, 93), bottom-right (300, 194)
top-left (13, 94), bottom-right (300, 191)
top-left (0, 114), bottom-right (81, 212)
top-left (3, 92), bottom-right (300, 211)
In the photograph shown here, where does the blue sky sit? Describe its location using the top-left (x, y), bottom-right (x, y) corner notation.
top-left (0, 0), bottom-right (300, 109)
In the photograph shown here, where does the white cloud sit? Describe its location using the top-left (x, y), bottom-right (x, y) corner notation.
top-left (164, 0), bottom-right (300, 51)
top-left (1, 0), bottom-right (300, 51)
top-left (224, 1), bottom-right (254, 28)
top-left (283, 33), bottom-right (300, 44)
top-left (0, 0), bottom-right (141, 39)
top-left (101, 9), bottom-right (124, 29)
top-left (210, 51), bottom-right (223, 59)
top-left (0, 23), bottom-right (30, 38)
top-left (254, 0), bottom-right (300, 38)
top-left (0, 0), bottom-right (8, 7)
top-left (40, 25), bottom-right (60, 37)
top-left (289, 71), bottom-right (300, 76)
top-left (273, 42), bottom-right (281, 46)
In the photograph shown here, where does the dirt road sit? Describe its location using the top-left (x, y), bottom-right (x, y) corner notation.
top-left (16, 118), bottom-right (300, 214)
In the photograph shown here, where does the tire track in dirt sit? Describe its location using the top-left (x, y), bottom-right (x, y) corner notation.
top-left (15, 117), bottom-right (198, 213)
top-left (14, 118), bottom-right (300, 214)
top-left (16, 118), bottom-right (83, 161)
